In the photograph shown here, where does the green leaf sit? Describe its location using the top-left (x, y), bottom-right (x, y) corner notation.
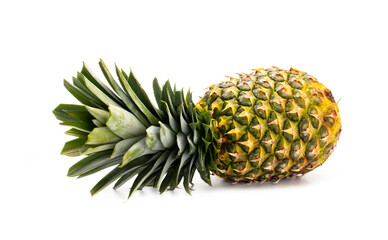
top-left (162, 101), bottom-right (179, 132)
top-left (183, 168), bottom-right (192, 195)
top-left (187, 104), bottom-right (195, 123)
top-left (90, 155), bottom-right (151, 196)
top-left (111, 136), bottom-right (143, 159)
top-left (106, 105), bottom-right (146, 138)
top-left (189, 156), bottom-right (196, 183)
top-left (60, 121), bottom-right (94, 132)
top-left (174, 90), bottom-right (183, 109)
top-left (65, 128), bottom-right (89, 137)
top-left (180, 90), bottom-right (189, 115)
top-left (177, 132), bottom-right (187, 154)
top-left (179, 106), bottom-right (190, 134)
top-left (121, 138), bottom-right (157, 167)
top-left (77, 158), bottom-right (122, 178)
top-left (126, 68), bottom-right (158, 117)
top-left (85, 106), bottom-right (109, 123)
top-left (169, 163), bottom-right (181, 190)
top-left (81, 143), bottom-right (116, 155)
top-left (53, 104), bottom-right (80, 122)
top-left (72, 74), bottom-right (107, 108)
top-left (173, 151), bottom-right (191, 187)
top-left (202, 137), bottom-right (211, 153)
top-left (195, 151), bottom-right (212, 187)
top-left (90, 167), bottom-right (127, 197)
top-left (86, 127), bottom-right (122, 145)
top-left (99, 60), bottom-right (151, 127)
top-left (153, 78), bottom-right (163, 109)
top-left (159, 166), bottom-right (176, 194)
top-left (162, 81), bottom-right (178, 118)
top-left (61, 137), bottom-right (87, 156)
top-left (138, 171), bottom-right (159, 190)
top-left (113, 167), bottom-right (143, 190)
top-left (65, 107), bottom-right (92, 122)
top-left (113, 68), bottom-right (151, 127)
top-left (145, 126), bottom-right (165, 151)
top-left (187, 135), bottom-right (196, 155)
top-left (120, 69), bottom-right (129, 80)
top-left (54, 104), bottom-right (92, 123)
top-left (183, 159), bottom-right (195, 195)
top-left (128, 152), bottom-right (166, 198)
top-left (159, 121), bottom-right (176, 148)
top-left (81, 62), bottom-right (124, 107)
top-left (67, 150), bottom-right (113, 177)
top-left (84, 78), bottom-right (121, 108)
top-left (63, 80), bottom-right (101, 108)
top-left (153, 149), bottom-right (176, 188)
top-left (72, 75), bottom-right (92, 95)
top-left (92, 119), bottom-right (104, 127)
top-left (116, 65), bottom-right (159, 125)
top-left (192, 124), bottom-right (199, 144)
top-left (98, 59), bottom-right (123, 94)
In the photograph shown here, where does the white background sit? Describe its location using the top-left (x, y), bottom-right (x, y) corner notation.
top-left (1, 0), bottom-right (387, 239)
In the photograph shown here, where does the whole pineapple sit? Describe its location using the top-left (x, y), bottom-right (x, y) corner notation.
top-left (53, 60), bottom-right (341, 198)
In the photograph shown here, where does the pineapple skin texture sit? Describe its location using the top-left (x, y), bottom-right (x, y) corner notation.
top-left (196, 67), bottom-right (342, 183)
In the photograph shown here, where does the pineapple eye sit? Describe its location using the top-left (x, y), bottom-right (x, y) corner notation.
top-left (269, 94), bottom-right (284, 113)
top-left (324, 108), bottom-right (337, 127)
top-left (290, 140), bottom-right (302, 161)
top-left (269, 71), bottom-right (285, 82)
top-left (285, 100), bottom-right (299, 122)
top-left (275, 159), bottom-right (290, 173)
top-left (238, 92), bottom-right (253, 106)
top-left (290, 158), bottom-right (304, 173)
top-left (254, 101), bottom-right (268, 119)
top-left (308, 106), bottom-right (320, 129)
top-left (303, 75), bottom-right (319, 84)
top-left (231, 162), bottom-right (246, 171)
top-left (282, 119), bottom-right (295, 142)
top-left (248, 148), bottom-right (261, 161)
top-left (288, 75), bottom-right (304, 89)
top-left (248, 117), bottom-right (261, 138)
top-left (219, 81), bottom-right (234, 88)
top-left (324, 143), bottom-right (334, 158)
top-left (261, 155), bottom-right (276, 171)
top-left (293, 89), bottom-right (306, 108)
top-left (268, 111), bottom-right (280, 134)
top-left (318, 126), bottom-right (329, 146)
top-left (208, 92), bottom-right (219, 105)
top-left (221, 89), bottom-right (236, 100)
top-left (256, 76), bottom-right (272, 89)
top-left (252, 86), bottom-right (268, 100)
top-left (275, 83), bottom-right (291, 99)
top-left (298, 116), bottom-right (310, 142)
top-left (236, 81), bottom-right (251, 91)
top-left (274, 139), bottom-right (285, 160)
top-left (289, 68), bottom-right (300, 75)
top-left (307, 87), bottom-right (324, 105)
top-left (260, 131), bottom-right (274, 153)
top-left (324, 116), bottom-right (335, 127)
top-left (305, 139), bottom-right (318, 160)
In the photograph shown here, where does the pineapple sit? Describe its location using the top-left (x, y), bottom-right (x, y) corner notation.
top-left (53, 60), bottom-right (341, 198)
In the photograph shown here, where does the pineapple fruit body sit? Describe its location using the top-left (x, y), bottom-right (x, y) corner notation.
top-left (53, 61), bottom-right (341, 198)
top-left (197, 67), bottom-right (341, 183)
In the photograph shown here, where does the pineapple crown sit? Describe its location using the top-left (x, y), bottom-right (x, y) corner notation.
top-left (53, 59), bottom-right (215, 198)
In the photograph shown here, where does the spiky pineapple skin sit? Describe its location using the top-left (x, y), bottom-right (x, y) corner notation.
top-left (196, 67), bottom-right (341, 183)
